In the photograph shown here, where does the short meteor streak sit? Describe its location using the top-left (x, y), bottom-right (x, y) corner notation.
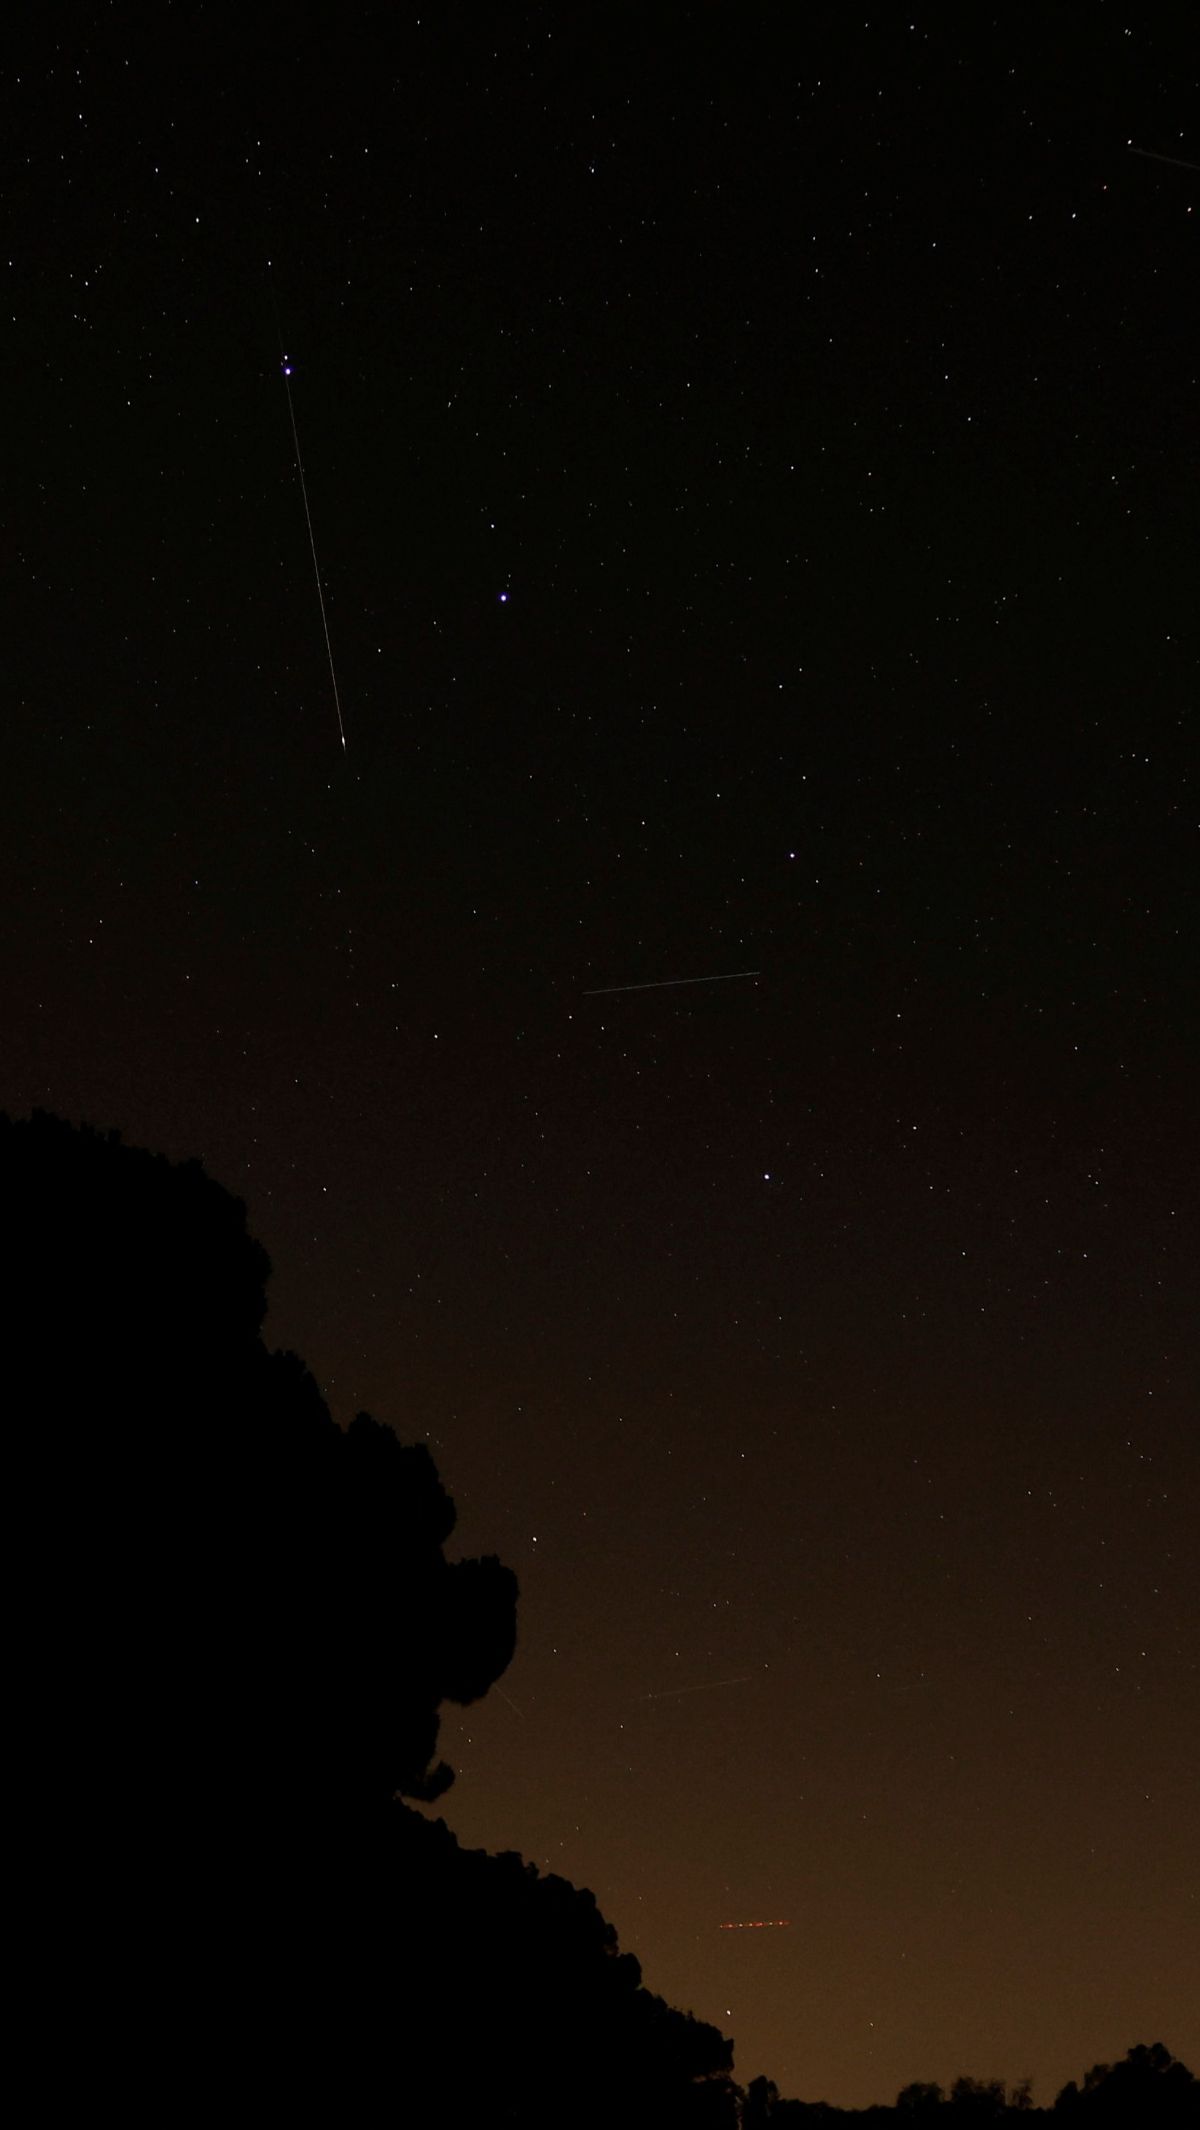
top-left (584, 970), bottom-right (760, 997)
top-left (1128, 145), bottom-right (1200, 172)
top-left (636, 1674), bottom-right (754, 1701)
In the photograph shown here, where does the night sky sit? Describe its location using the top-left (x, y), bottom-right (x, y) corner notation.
top-left (6, 10), bottom-right (1198, 2109)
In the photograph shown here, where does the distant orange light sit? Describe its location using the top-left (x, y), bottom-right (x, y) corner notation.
top-left (718, 1919), bottom-right (791, 1930)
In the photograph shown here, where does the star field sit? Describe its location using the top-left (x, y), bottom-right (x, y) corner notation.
top-left (4, 10), bottom-right (1197, 2109)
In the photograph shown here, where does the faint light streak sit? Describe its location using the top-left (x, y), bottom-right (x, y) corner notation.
top-left (636, 1675), bottom-right (753, 1701)
top-left (583, 970), bottom-right (760, 997)
top-left (1127, 144), bottom-right (1200, 172)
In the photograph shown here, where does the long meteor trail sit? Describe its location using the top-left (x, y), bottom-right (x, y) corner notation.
top-left (268, 266), bottom-right (347, 752)
top-left (279, 357), bottom-right (347, 751)
top-left (584, 970), bottom-right (760, 997)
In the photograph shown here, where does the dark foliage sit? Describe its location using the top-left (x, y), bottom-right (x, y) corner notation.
top-left (743, 2048), bottom-right (1197, 2126)
top-left (946, 2077), bottom-right (1011, 2123)
top-left (393, 1807), bottom-right (737, 2126)
top-left (3, 1110), bottom-right (737, 2125)
top-left (1053, 2043), bottom-right (1199, 2126)
top-left (896, 2086), bottom-right (948, 2117)
top-left (3, 1107), bottom-right (516, 1815)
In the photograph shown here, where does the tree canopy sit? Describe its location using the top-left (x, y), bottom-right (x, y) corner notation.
top-left (2, 1110), bottom-right (737, 2127)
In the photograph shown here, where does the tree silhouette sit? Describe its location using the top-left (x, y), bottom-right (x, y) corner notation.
top-left (746, 2076), bottom-right (783, 2126)
top-left (1054, 2041), bottom-right (1199, 2124)
top-left (3, 1110), bottom-right (517, 1839)
top-left (897, 2083), bottom-right (946, 2115)
top-left (2, 1111), bottom-right (738, 2127)
top-left (947, 2076), bottom-right (1009, 2121)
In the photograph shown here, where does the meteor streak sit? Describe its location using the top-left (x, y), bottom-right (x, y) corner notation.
top-left (1128, 145), bottom-right (1200, 172)
top-left (269, 267), bottom-right (347, 752)
top-left (636, 1675), bottom-right (753, 1701)
top-left (583, 970), bottom-right (760, 997)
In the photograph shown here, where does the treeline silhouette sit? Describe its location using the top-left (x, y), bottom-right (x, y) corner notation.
top-left (745, 2042), bottom-right (1198, 2122)
top-left (4, 1111), bottom-right (1194, 2126)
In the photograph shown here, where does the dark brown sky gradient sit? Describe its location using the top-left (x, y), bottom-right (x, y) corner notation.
top-left (4, 8), bottom-right (1197, 2107)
